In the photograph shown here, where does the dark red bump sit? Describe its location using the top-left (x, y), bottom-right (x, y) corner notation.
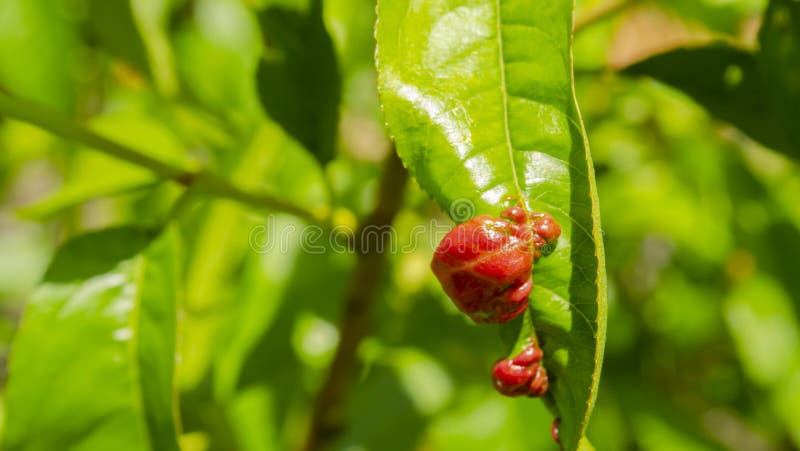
top-left (527, 365), bottom-right (549, 397)
top-left (501, 206), bottom-right (527, 224)
top-left (551, 418), bottom-right (560, 443)
top-left (511, 343), bottom-right (542, 366)
top-left (507, 278), bottom-right (533, 304)
top-left (492, 359), bottom-right (533, 388)
top-left (531, 212), bottom-right (562, 245)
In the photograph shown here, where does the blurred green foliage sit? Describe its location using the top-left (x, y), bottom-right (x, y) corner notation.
top-left (0, 0), bottom-right (798, 450)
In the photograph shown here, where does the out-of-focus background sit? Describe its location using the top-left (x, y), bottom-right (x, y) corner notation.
top-left (0, 0), bottom-right (798, 450)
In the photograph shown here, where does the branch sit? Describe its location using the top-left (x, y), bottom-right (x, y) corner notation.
top-left (0, 92), bottom-right (325, 223)
top-left (574, 0), bottom-right (640, 34)
top-left (302, 152), bottom-right (408, 451)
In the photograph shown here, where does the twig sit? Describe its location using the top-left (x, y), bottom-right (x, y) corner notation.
top-left (302, 152), bottom-right (408, 451)
top-left (0, 92), bottom-right (324, 223)
top-left (574, 0), bottom-right (640, 34)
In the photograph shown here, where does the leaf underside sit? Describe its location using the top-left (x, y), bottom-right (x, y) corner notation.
top-left (376, 1), bottom-right (607, 450)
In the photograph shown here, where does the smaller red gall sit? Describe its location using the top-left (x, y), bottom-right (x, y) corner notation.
top-left (492, 343), bottom-right (549, 398)
top-left (530, 212), bottom-right (561, 259)
top-left (431, 206), bottom-right (561, 323)
top-left (551, 418), bottom-right (560, 444)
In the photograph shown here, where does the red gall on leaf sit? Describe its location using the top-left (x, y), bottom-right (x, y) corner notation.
top-left (430, 206), bottom-right (561, 323)
top-left (491, 342), bottom-right (549, 398)
top-left (551, 418), bottom-right (560, 444)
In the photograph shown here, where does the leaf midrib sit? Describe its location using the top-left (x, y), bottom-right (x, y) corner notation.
top-left (493, 0), bottom-right (599, 357)
top-left (494, 0), bottom-right (526, 208)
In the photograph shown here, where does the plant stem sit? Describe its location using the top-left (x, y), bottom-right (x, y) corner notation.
top-left (0, 92), bottom-right (324, 223)
top-left (0, 93), bottom-right (191, 180)
top-left (302, 152), bottom-right (408, 451)
top-left (193, 170), bottom-right (324, 222)
top-left (573, 0), bottom-right (640, 34)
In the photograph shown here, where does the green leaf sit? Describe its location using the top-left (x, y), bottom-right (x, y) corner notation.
top-left (44, 226), bottom-right (159, 282)
top-left (173, 0), bottom-right (262, 125)
top-left (2, 227), bottom-right (182, 451)
top-left (213, 214), bottom-right (304, 400)
top-left (243, 119), bottom-right (332, 213)
top-left (577, 437), bottom-right (596, 451)
top-left (18, 179), bottom-right (159, 220)
top-left (130, 0), bottom-right (179, 95)
top-left (179, 119), bottom-right (328, 389)
top-left (256, 0), bottom-right (341, 163)
top-left (758, 0), bottom-right (800, 153)
top-left (376, 1), bottom-right (607, 450)
top-left (652, 0), bottom-right (761, 35)
top-left (624, 0), bottom-right (800, 159)
top-left (624, 46), bottom-right (797, 155)
top-left (0, 0), bottom-right (79, 111)
top-left (85, 0), bottom-right (150, 72)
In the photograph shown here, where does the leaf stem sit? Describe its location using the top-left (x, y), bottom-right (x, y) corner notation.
top-left (0, 92), bottom-right (325, 223)
top-left (302, 151), bottom-right (408, 451)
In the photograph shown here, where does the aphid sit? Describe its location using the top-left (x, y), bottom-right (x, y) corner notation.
top-left (431, 205), bottom-right (561, 323)
top-left (491, 343), bottom-right (549, 397)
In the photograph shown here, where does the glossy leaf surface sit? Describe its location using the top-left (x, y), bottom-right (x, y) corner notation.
top-left (376, 1), bottom-right (607, 449)
top-left (3, 227), bottom-right (182, 451)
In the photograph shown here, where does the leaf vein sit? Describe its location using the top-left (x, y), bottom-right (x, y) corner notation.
top-left (494, 0), bottom-right (526, 207)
